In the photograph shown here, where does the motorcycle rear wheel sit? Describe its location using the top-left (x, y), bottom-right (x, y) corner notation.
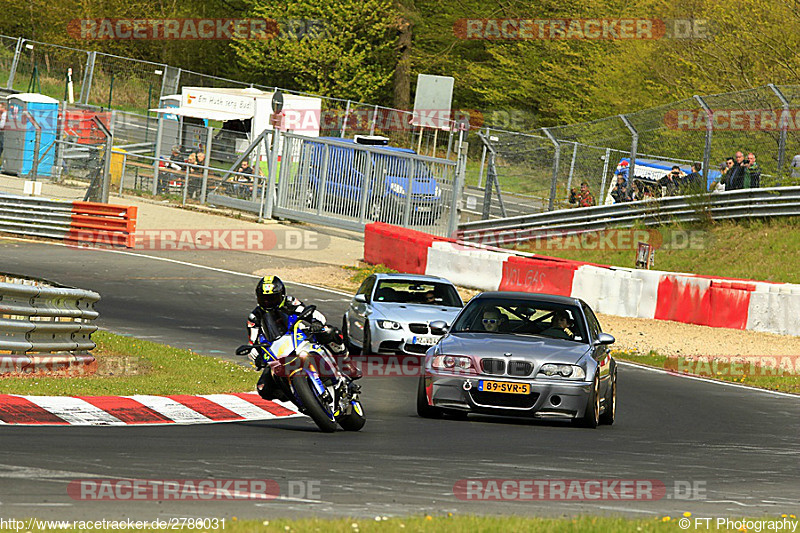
top-left (292, 374), bottom-right (338, 433)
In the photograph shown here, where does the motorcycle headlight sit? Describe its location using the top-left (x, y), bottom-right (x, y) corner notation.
top-left (377, 320), bottom-right (401, 330)
top-left (389, 183), bottom-right (406, 195)
top-left (539, 364), bottom-right (586, 380)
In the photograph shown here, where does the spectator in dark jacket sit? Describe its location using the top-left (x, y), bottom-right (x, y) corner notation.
top-left (658, 166), bottom-right (685, 196)
top-left (682, 162), bottom-right (704, 194)
top-left (610, 175), bottom-right (632, 203)
top-left (726, 151), bottom-right (747, 191)
top-left (743, 152), bottom-right (761, 188)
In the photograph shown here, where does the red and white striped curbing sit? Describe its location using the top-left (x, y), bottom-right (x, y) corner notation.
top-left (0, 393), bottom-right (303, 426)
top-left (364, 223), bottom-right (800, 336)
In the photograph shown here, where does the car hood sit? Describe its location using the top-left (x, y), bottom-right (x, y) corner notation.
top-left (438, 332), bottom-right (591, 364)
top-left (371, 303), bottom-right (461, 324)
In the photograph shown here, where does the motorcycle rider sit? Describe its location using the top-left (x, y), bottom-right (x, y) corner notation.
top-left (247, 275), bottom-right (357, 400)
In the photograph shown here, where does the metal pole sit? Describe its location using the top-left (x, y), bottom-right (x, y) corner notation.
top-left (769, 84), bottom-right (790, 178)
top-left (619, 114), bottom-right (638, 181)
top-left (55, 101), bottom-right (67, 181)
top-left (477, 127), bottom-right (489, 188)
top-left (107, 71), bottom-right (114, 110)
top-left (119, 152), bottom-right (127, 195)
top-left (28, 113), bottom-right (42, 182)
top-left (340, 100), bottom-right (351, 138)
top-left (694, 95), bottom-right (713, 187)
top-left (6, 37), bottom-right (23, 90)
top-left (447, 141), bottom-right (468, 237)
top-left (477, 132), bottom-right (496, 219)
top-left (566, 141), bottom-right (578, 199)
top-left (152, 114), bottom-right (164, 195)
top-left (541, 128), bottom-right (561, 211)
top-left (263, 128), bottom-right (281, 219)
top-left (182, 164), bottom-right (189, 205)
top-left (600, 147), bottom-right (611, 204)
top-left (201, 125), bottom-right (213, 204)
top-left (80, 51), bottom-right (95, 104)
top-left (369, 105), bottom-right (379, 136)
top-left (93, 117), bottom-right (114, 204)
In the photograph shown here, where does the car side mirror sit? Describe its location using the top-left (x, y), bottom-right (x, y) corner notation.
top-left (354, 294), bottom-right (367, 304)
top-left (430, 320), bottom-right (449, 334)
top-left (595, 333), bottom-right (615, 346)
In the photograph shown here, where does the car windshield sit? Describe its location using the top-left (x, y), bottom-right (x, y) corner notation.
top-left (373, 280), bottom-right (462, 307)
top-left (450, 298), bottom-right (587, 343)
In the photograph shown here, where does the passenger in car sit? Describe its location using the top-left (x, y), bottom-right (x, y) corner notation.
top-left (540, 310), bottom-right (574, 340)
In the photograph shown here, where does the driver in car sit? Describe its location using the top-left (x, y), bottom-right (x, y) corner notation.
top-left (482, 309), bottom-right (502, 332)
top-left (540, 310), bottom-right (574, 340)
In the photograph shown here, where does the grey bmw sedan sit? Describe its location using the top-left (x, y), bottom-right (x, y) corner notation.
top-left (417, 292), bottom-right (617, 428)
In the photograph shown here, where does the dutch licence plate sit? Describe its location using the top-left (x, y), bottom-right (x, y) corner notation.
top-left (412, 336), bottom-right (438, 346)
top-left (417, 206), bottom-right (432, 212)
top-left (478, 380), bottom-right (530, 394)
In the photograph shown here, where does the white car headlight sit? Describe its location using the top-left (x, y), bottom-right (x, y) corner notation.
top-left (539, 364), bottom-right (586, 380)
top-left (377, 320), bottom-right (401, 330)
top-left (389, 182), bottom-right (405, 195)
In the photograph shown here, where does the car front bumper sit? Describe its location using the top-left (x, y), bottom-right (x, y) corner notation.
top-left (423, 372), bottom-right (592, 419)
top-left (370, 325), bottom-right (441, 355)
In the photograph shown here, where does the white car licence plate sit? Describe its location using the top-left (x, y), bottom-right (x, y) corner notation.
top-left (412, 335), bottom-right (439, 346)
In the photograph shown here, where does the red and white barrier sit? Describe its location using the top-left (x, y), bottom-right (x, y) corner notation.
top-left (66, 201), bottom-right (138, 249)
top-left (364, 223), bottom-right (800, 337)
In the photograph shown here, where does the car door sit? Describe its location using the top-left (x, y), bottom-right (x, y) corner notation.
top-left (582, 303), bottom-right (611, 390)
top-left (348, 275), bottom-right (376, 345)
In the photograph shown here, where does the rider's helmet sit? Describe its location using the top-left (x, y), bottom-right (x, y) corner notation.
top-left (256, 275), bottom-right (286, 310)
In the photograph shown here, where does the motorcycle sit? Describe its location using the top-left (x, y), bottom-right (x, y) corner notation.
top-left (236, 305), bottom-right (365, 433)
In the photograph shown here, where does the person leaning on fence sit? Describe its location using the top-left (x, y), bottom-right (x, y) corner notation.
top-left (610, 175), bottom-right (632, 203)
top-left (569, 182), bottom-right (595, 207)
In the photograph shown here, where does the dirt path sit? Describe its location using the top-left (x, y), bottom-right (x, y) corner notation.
top-left (260, 264), bottom-right (800, 358)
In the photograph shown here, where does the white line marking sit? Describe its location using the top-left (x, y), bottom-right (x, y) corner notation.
top-left (617, 361), bottom-right (800, 400)
top-left (200, 394), bottom-right (302, 420)
top-left (128, 395), bottom-right (213, 424)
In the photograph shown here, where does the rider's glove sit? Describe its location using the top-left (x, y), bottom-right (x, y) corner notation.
top-left (248, 347), bottom-right (260, 367)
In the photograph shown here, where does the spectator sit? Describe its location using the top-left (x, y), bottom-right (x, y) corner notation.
top-left (185, 152), bottom-right (197, 167)
top-left (792, 153), bottom-right (800, 179)
top-left (682, 162), bottom-right (704, 194)
top-left (726, 151), bottom-right (747, 191)
top-left (0, 100), bottom-right (7, 168)
top-left (610, 175), bottom-right (632, 203)
top-left (658, 165), bottom-right (685, 196)
top-left (743, 152), bottom-right (761, 189)
top-left (233, 159), bottom-right (255, 198)
top-left (713, 158), bottom-right (734, 191)
top-left (168, 145), bottom-right (183, 171)
top-left (631, 180), bottom-right (653, 201)
top-left (569, 182), bottom-right (596, 207)
top-left (195, 151), bottom-right (207, 168)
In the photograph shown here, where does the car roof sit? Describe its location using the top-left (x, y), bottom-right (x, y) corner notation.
top-left (318, 137), bottom-right (418, 155)
top-left (373, 272), bottom-right (455, 284)
top-left (474, 291), bottom-right (582, 306)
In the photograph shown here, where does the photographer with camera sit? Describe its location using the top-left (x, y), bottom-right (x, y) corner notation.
top-left (658, 166), bottom-right (685, 196)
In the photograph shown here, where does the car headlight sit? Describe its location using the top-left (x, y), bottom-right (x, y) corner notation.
top-left (432, 355), bottom-right (474, 372)
top-left (376, 320), bottom-right (401, 330)
top-left (389, 182), bottom-right (405, 195)
top-left (538, 364), bottom-right (586, 380)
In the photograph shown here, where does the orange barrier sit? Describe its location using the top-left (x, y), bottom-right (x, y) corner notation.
top-left (66, 202), bottom-right (138, 248)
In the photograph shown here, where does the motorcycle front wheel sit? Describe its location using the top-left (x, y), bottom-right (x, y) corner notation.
top-left (292, 374), bottom-right (338, 433)
top-left (337, 400), bottom-right (366, 431)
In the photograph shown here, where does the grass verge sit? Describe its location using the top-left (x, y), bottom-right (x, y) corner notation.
top-left (0, 331), bottom-right (255, 396)
top-left (615, 350), bottom-right (800, 394)
top-left (513, 218), bottom-right (800, 284)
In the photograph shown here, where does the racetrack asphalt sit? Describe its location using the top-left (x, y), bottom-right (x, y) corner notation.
top-left (0, 240), bottom-right (798, 521)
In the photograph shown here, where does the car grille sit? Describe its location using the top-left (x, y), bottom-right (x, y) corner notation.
top-left (470, 391), bottom-right (539, 409)
top-left (481, 358), bottom-right (506, 375)
top-left (408, 323), bottom-right (429, 334)
top-left (507, 361), bottom-right (533, 377)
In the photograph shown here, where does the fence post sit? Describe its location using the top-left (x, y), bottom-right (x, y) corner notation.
top-left (263, 128), bottom-right (281, 219)
top-left (477, 132), bottom-right (495, 219)
top-left (768, 84), bottom-right (790, 178)
top-left (477, 127), bottom-right (489, 188)
top-left (448, 141), bottom-right (468, 237)
top-left (541, 127), bottom-right (561, 211)
top-left (600, 147), bottom-right (611, 203)
top-left (694, 95), bottom-right (713, 186)
top-left (29, 113), bottom-right (41, 182)
top-left (81, 51), bottom-right (96, 105)
top-left (369, 105), bottom-right (379, 136)
top-left (6, 37), bottom-right (23, 90)
top-left (619, 114), bottom-right (638, 181)
top-left (152, 114), bottom-right (164, 195)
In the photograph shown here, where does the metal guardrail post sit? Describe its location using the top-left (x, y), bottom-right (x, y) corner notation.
top-left (769, 84), bottom-right (790, 177)
top-left (6, 37), bottom-right (23, 90)
top-left (81, 51), bottom-right (96, 105)
top-left (619, 114), bottom-right (638, 180)
top-left (541, 128), bottom-right (561, 211)
top-left (694, 95), bottom-right (713, 185)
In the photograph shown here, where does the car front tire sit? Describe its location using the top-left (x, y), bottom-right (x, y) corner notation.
top-left (416, 376), bottom-right (443, 419)
top-left (574, 374), bottom-right (600, 429)
top-left (599, 367), bottom-right (616, 425)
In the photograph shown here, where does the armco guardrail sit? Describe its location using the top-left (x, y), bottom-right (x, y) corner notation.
top-left (0, 274), bottom-right (100, 373)
top-left (0, 194), bottom-right (137, 248)
top-left (456, 187), bottom-right (800, 243)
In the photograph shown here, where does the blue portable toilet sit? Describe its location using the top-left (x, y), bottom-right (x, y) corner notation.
top-left (2, 93), bottom-right (59, 177)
